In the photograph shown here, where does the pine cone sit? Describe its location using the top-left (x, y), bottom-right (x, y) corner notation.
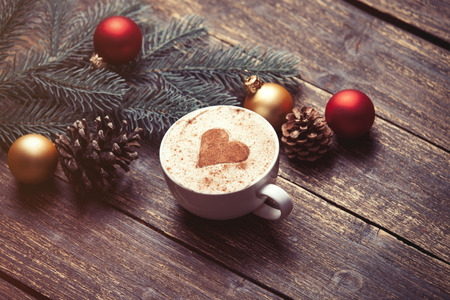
top-left (55, 116), bottom-right (143, 195)
top-left (281, 106), bottom-right (333, 161)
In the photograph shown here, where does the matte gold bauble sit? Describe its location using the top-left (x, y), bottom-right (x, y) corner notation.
top-left (8, 134), bottom-right (58, 184)
top-left (243, 75), bottom-right (294, 131)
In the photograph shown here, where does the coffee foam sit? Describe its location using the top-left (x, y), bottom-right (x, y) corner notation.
top-left (160, 106), bottom-right (278, 194)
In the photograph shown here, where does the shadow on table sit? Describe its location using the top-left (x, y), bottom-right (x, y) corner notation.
top-left (14, 176), bottom-right (116, 219)
top-left (15, 178), bottom-right (61, 211)
top-left (281, 130), bottom-right (379, 178)
top-left (334, 131), bottom-right (378, 158)
top-left (176, 207), bottom-right (301, 268)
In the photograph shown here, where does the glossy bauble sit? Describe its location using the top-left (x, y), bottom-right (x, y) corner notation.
top-left (325, 89), bottom-right (375, 138)
top-left (244, 82), bottom-right (294, 131)
top-left (8, 134), bottom-right (59, 184)
top-left (93, 16), bottom-right (142, 64)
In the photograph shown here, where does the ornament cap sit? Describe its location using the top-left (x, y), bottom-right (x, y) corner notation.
top-left (90, 53), bottom-right (107, 69)
top-left (244, 75), bottom-right (263, 95)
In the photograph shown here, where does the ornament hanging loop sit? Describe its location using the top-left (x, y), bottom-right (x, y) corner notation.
top-left (240, 69), bottom-right (252, 81)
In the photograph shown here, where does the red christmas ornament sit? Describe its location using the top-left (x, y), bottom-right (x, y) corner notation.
top-left (93, 16), bottom-right (142, 64)
top-left (325, 89), bottom-right (375, 138)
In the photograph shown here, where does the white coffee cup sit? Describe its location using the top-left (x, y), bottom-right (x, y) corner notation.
top-left (159, 105), bottom-right (293, 221)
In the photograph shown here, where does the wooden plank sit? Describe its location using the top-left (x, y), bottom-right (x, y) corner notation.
top-left (0, 159), bottom-right (279, 299)
top-left (149, 0), bottom-right (450, 150)
top-left (358, 0), bottom-right (450, 44)
top-left (88, 143), bottom-right (450, 299)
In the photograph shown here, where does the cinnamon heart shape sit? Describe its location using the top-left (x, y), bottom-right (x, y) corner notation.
top-left (198, 128), bottom-right (250, 168)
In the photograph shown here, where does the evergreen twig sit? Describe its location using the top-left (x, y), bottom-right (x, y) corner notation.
top-left (0, 0), bottom-right (301, 151)
top-left (0, 100), bottom-right (76, 150)
top-left (0, 0), bottom-right (41, 62)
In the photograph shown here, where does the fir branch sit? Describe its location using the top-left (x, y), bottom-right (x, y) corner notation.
top-left (159, 72), bottom-right (238, 107)
top-left (37, 0), bottom-right (77, 57)
top-left (116, 73), bottom-right (239, 138)
top-left (30, 66), bottom-right (128, 113)
top-left (0, 45), bottom-right (51, 102)
top-left (141, 44), bottom-right (300, 90)
top-left (0, 0), bottom-right (144, 109)
top-left (0, 45), bottom-right (128, 114)
top-left (0, 0), bottom-right (41, 59)
top-left (143, 14), bottom-right (207, 59)
top-left (0, 0), bottom-right (301, 151)
top-left (0, 100), bottom-right (77, 150)
top-left (118, 87), bottom-right (184, 138)
top-left (117, 14), bottom-right (208, 84)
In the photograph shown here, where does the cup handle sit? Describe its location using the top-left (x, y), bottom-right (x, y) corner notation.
top-left (252, 184), bottom-right (293, 221)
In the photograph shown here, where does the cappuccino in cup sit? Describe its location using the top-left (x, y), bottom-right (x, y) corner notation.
top-left (160, 106), bottom-right (277, 193)
top-left (160, 105), bottom-right (293, 221)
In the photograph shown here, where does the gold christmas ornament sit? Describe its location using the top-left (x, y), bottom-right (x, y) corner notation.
top-left (243, 75), bottom-right (294, 131)
top-left (7, 134), bottom-right (59, 184)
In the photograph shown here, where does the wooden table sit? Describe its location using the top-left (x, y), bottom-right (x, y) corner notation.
top-left (1, 0), bottom-right (449, 299)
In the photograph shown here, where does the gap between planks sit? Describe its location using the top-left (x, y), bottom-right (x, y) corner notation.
top-left (206, 31), bottom-right (450, 155)
top-left (1, 156), bottom-right (447, 298)
top-left (341, 0), bottom-right (450, 51)
top-left (277, 173), bottom-right (450, 267)
top-left (104, 196), bottom-right (294, 300)
top-left (0, 159), bottom-right (290, 299)
top-left (96, 174), bottom-right (450, 298)
top-left (0, 270), bottom-right (50, 300)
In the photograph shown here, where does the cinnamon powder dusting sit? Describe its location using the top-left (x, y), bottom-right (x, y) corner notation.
top-left (197, 128), bottom-right (250, 168)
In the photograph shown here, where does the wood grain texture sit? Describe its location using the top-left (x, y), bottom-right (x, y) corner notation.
top-left (148, 0), bottom-right (450, 150)
top-left (0, 158), bottom-right (279, 299)
top-left (359, 0), bottom-right (450, 43)
top-left (97, 143), bottom-right (449, 299)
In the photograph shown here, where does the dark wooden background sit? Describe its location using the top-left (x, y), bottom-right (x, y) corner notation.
top-left (1, 0), bottom-right (449, 299)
